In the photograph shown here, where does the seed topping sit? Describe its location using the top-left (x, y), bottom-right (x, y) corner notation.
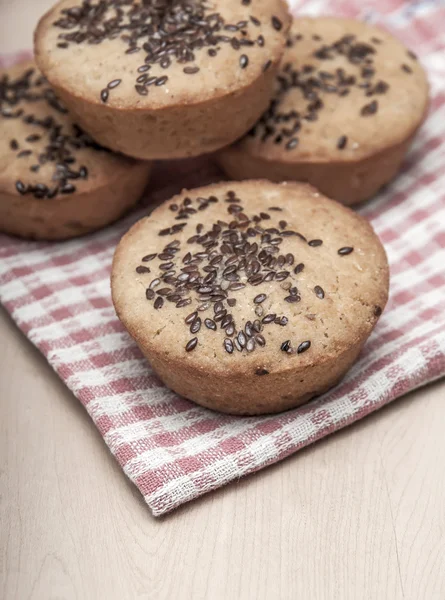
top-left (51, 0), bottom-right (272, 102)
top-left (2, 67), bottom-right (104, 200)
top-left (136, 189), bottom-right (355, 356)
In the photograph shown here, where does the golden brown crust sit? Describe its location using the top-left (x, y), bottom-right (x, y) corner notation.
top-left (0, 160), bottom-right (151, 240)
top-left (139, 334), bottom-right (363, 415)
top-left (217, 17), bottom-right (429, 205)
top-left (217, 133), bottom-right (416, 206)
top-left (37, 63), bottom-right (282, 160)
top-left (111, 180), bottom-right (389, 415)
top-left (34, 0), bottom-right (291, 159)
top-left (0, 60), bottom-right (152, 240)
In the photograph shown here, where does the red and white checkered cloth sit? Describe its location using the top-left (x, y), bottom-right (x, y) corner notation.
top-left (1, 0), bottom-right (445, 516)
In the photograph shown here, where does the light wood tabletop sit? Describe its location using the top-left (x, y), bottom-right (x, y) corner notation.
top-left (1, 3), bottom-right (445, 599)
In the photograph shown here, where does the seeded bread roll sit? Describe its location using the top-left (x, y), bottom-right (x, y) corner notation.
top-left (34, 0), bottom-right (291, 160)
top-left (0, 61), bottom-right (151, 240)
top-left (111, 180), bottom-right (389, 415)
top-left (217, 17), bottom-right (429, 206)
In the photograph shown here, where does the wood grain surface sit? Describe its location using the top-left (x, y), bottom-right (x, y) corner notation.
top-left (1, 3), bottom-right (445, 598)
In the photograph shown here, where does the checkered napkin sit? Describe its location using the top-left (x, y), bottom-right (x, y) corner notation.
top-left (1, 1), bottom-right (445, 516)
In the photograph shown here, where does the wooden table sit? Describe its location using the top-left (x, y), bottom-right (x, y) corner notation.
top-left (1, 3), bottom-right (445, 598)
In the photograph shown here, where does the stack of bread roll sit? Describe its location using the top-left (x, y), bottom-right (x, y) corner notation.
top-left (0, 0), bottom-right (429, 414)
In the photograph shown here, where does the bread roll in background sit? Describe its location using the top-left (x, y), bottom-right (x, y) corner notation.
top-left (217, 17), bottom-right (429, 205)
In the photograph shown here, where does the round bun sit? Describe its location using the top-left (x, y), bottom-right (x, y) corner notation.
top-left (0, 61), bottom-right (151, 240)
top-left (111, 180), bottom-right (389, 415)
top-left (34, 0), bottom-right (291, 160)
top-left (217, 17), bottom-right (429, 206)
